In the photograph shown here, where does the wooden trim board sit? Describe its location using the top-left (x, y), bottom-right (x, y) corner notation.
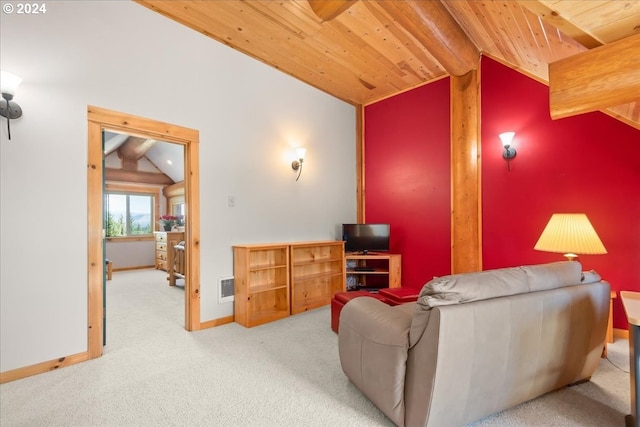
top-left (200, 315), bottom-right (235, 330)
top-left (87, 106), bottom-right (202, 363)
top-left (0, 352), bottom-right (90, 384)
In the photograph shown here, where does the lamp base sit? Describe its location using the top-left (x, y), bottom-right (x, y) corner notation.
top-left (564, 253), bottom-right (578, 261)
top-left (502, 146), bottom-right (516, 160)
top-left (0, 99), bottom-right (22, 120)
top-left (291, 159), bottom-right (303, 181)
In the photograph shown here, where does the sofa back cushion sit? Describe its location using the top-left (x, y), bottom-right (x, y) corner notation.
top-left (409, 267), bottom-right (528, 345)
top-left (409, 261), bottom-right (583, 346)
top-left (416, 267), bottom-right (529, 309)
top-left (522, 261), bottom-right (582, 292)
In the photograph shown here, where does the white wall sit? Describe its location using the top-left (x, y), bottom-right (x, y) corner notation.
top-left (0, 1), bottom-right (356, 372)
top-left (106, 241), bottom-right (156, 270)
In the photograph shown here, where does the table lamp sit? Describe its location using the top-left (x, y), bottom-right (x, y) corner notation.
top-left (534, 213), bottom-right (607, 261)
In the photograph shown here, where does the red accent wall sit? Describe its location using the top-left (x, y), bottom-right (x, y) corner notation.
top-left (481, 57), bottom-right (640, 330)
top-left (364, 79), bottom-right (452, 289)
top-left (364, 57), bottom-right (640, 329)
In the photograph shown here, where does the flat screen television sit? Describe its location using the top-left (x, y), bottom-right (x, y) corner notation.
top-left (342, 223), bottom-right (390, 254)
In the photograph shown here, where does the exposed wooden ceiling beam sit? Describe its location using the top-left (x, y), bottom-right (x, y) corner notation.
top-left (517, 1), bottom-right (603, 49)
top-left (117, 136), bottom-right (158, 160)
top-left (373, 0), bottom-right (479, 77)
top-left (549, 33), bottom-right (640, 120)
top-left (308, 0), bottom-right (357, 21)
top-left (307, 0), bottom-right (479, 76)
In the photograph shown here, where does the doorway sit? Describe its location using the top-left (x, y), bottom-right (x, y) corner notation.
top-left (87, 106), bottom-right (201, 360)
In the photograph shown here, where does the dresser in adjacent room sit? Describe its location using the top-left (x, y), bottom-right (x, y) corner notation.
top-left (154, 231), bottom-right (184, 272)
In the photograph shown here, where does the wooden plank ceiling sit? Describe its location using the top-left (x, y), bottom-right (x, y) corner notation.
top-left (135, 0), bottom-right (640, 129)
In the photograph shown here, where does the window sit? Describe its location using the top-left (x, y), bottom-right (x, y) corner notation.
top-left (172, 202), bottom-right (185, 217)
top-left (105, 192), bottom-right (154, 237)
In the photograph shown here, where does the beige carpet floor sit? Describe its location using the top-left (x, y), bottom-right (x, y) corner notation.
top-left (0, 269), bottom-right (631, 426)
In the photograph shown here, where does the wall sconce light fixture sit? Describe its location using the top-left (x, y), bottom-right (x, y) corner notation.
top-left (291, 147), bottom-right (306, 181)
top-left (0, 71), bottom-right (23, 140)
top-left (499, 131), bottom-right (516, 171)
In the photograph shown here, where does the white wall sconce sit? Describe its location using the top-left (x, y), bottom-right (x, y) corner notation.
top-left (0, 71), bottom-right (23, 140)
top-left (291, 147), bottom-right (306, 181)
top-left (499, 131), bottom-right (516, 171)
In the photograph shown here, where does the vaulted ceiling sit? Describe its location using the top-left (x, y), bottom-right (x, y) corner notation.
top-left (104, 131), bottom-right (185, 184)
top-left (135, 0), bottom-right (640, 129)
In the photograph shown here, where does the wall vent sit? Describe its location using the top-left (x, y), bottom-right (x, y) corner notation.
top-left (219, 276), bottom-right (234, 304)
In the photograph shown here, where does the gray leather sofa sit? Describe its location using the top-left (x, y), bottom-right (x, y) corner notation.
top-left (338, 261), bottom-right (610, 427)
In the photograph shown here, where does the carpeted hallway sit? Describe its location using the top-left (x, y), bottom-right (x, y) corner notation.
top-left (0, 269), bottom-right (632, 426)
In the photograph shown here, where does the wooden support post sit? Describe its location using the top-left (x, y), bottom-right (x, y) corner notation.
top-left (356, 105), bottom-right (365, 223)
top-left (106, 260), bottom-right (113, 281)
top-left (450, 70), bottom-right (482, 274)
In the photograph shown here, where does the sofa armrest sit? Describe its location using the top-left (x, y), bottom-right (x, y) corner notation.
top-left (338, 297), bottom-right (412, 427)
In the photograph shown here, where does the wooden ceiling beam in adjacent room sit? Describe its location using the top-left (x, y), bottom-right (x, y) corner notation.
top-left (374, 0), bottom-right (480, 77)
top-left (549, 33), bottom-right (640, 120)
top-left (117, 136), bottom-right (158, 160)
top-left (163, 181), bottom-right (185, 198)
top-left (105, 168), bottom-right (174, 185)
top-left (308, 0), bottom-right (357, 21)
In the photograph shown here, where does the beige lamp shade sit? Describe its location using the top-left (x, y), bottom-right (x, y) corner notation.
top-left (534, 213), bottom-right (607, 260)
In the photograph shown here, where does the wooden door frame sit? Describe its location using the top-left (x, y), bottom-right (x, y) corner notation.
top-left (87, 106), bottom-right (201, 359)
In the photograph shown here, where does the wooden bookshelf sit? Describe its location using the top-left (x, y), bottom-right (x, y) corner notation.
top-left (233, 241), bottom-right (345, 327)
top-left (233, 244), bottom-right (290, 327)
top-left (290, 241), bottom-right (345, 314)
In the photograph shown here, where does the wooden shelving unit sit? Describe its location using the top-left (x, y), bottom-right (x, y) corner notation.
top-left (345, 253), bottom-right (401, 290)
top-left (290, 241), bottom-right (345, 315)
top-left (233, 244), bottom-right (290, 328)
top-left (233, 241), bottom-right (345, 327)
